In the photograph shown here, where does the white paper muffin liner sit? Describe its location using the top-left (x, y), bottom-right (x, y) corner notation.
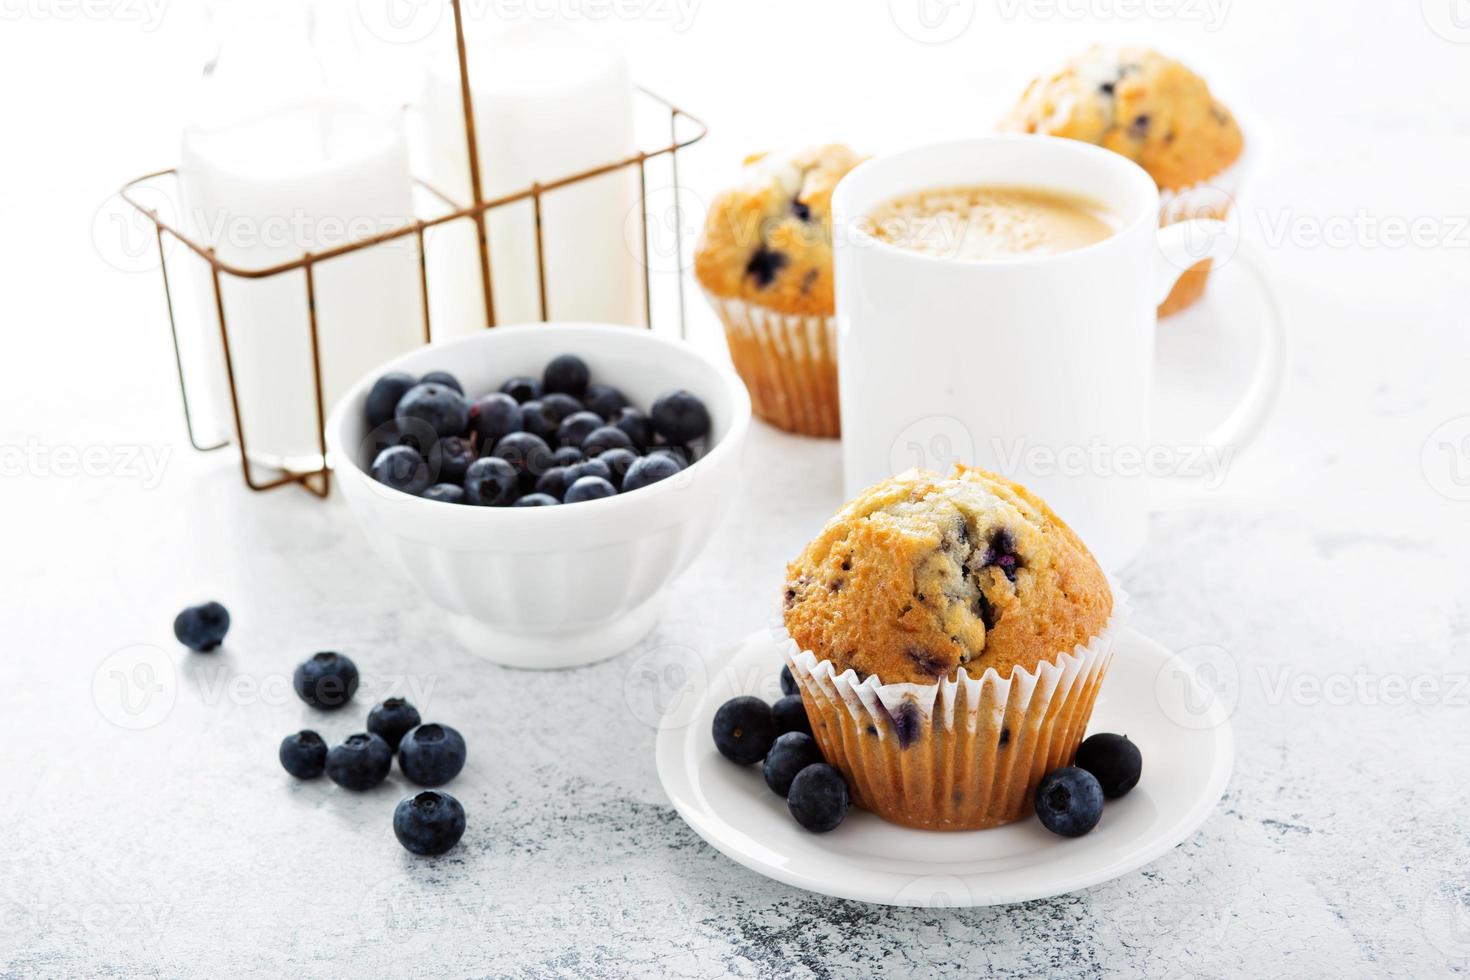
top-left (781, 580), bottom-right (1130, 830)
top-left (703, 291), bottom-right (839, 438)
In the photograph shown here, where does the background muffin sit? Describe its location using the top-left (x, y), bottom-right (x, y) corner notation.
top-left (694, 145), bottom-right (865, 437)
top-left (781, 467), bottom-right (1122, 831)
top-left (1002, 46), bottom-right (1243, 315)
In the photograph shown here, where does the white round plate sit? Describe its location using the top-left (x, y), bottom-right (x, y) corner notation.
top-left (656, 627), bottom-right (1233, 907)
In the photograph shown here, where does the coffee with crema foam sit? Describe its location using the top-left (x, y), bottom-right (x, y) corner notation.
top-left (863, 184), bottom-right (1118, 261)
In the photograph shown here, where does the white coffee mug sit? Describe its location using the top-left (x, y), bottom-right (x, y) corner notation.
top-left (831, 136), bottom-right (1282, 570)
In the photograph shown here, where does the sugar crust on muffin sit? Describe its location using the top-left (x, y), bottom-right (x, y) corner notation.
top-left (783, 467), bottom-right (1112, 686)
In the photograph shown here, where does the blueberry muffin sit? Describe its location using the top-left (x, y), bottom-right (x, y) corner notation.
top-left (1002, 46), bottom-right (1243, 315)
top-left (781, 467), bottom-right (1121, 830)
top-left (694, 145), bottom-right (866, 438)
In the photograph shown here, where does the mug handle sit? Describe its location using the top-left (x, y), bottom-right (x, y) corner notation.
top-left (1152, 224), bottom-right (1288, 464)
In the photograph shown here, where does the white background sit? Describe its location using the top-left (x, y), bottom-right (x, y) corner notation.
top-left (3, 0), bottom-right (1470, 975)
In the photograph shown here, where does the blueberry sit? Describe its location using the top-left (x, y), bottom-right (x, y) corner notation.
top-left (981, 528), bottom-right (1024, 583)
top-left (371, 445), bottom-right (430, 496)
top-left (278, 730), bottom-right (327, 779)
top-left (423, 483), bottom-right (466, 504)
top-left (614, 407), bottom-right (655, 451)
top-left (1034, 766), bottom-right (1105, 837)
top-left (787, 763), bottom-right (849, 832)
top-left (533, 466), bottom-right (573, 500)
top-left (598, 448), bottom-right (638, 490)
top-left (564, 457), bottom-right (612, 487)
top-left (648, 445), bottom-right (693, 470)
top-left (293, 652), bottom-right (360, 709)
top-left (1074, 733), bottom-right (1142, 799)
top-left (557, 411), bottom-right (605, 449)
top-left (584, 382), bottom-right (628, 420)
top-left (393, 790), bottom-right (466, 857)
top-left (419, 370), bottom-right (463, 395)
top-left (326, 732), bottom-right (392, 791)
top-left (468, 393), bottom-right (523, 449)
top-left (500, 375), bottom-right (541, 403)
top-left (711, 696), bottom-right (776, 765)
top-left (540, 392), bottom-right (585, 425)
top-left (173, 601), bottom-right (229, 652)
top-left (398, 723), bottom-right (467, 787)
top-left (514, 493), bottom-right (560, 507)
top-left (463, 456), bottom-right (519, 506)
top-left (384, 417), bottom-right (436, 458)
top-left (552, 445), bottom-right (584, 467)
top-left (791, 199), bottom-right (813, 222)
top-left (622, 453), bottom-right (681, 493)
top-left (651, 390), bottom-right (710, 444)
top-left (772, 694), bottom-right (812, 737)
top-left (762, 732), bottom-right (823, 797)
top-left (396, 383), bottom-right (469, 438)
top-left (565, 476), bottom-right (616, 504)
top-left (366, 372), bottom-right (416, 429)
top-left (367, 697), bottom-right (422, 752)
top-left (491, 432), bottom-right (555, 491)
top-left (745, 246), bottom-right (788, 288)
top-left (543, 353), bottom-right (590, 398)
top-left (428, 435), bottom-right (475, 484)
top-left (518, 400), bottom-right (555, 442)
top-left (779, 664), bottom-right (798, 697)
top-left (581, 425), bottom-right (634, 457)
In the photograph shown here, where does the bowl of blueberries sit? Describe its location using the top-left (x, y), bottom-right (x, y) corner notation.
top-left (327, 323), bottom-right (751, 668)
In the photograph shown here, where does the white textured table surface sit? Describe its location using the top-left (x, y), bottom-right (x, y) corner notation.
top-left (5, 1), bottom-right (1470, 976)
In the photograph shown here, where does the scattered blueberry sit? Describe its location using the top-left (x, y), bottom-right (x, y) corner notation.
top-left (420, 370), bottom-right (463, 395)
top-left (293, 652), bottom-right (360, 709)
top-left (463, 456), bottom-right (519, 506)
top-left (762, 732), bottom-right (823, 797)
top-left (584, 383), bottom-right (628, 420)
top-left (557, 410), bottom-right (604, 449)
top-left (173, 601), bottom-right (230, 652)
top-left (399, 723), bottom-right (468, 787)
top-left (366, 372), bottom-right (416, 429)
top-left (565, 476), bottom-right (616, 503)
top-left (622, 453), bottom-right (681, 492)
top-left (551, 445), bottom-right (584, 467)
top-left (423, 483), bottom-right (466, 504)
top-left (581, 425), bottom-right (634, 457)
top-left (787, 763), bottom-right (849, 832)
top-left (1074, 733), bottom-right (1142, 799)
top-left (500, 376), bottom-right (541, 403)
top-left (1034, 766), bottom-right (1105, 837)
top-left (393, 790), bottom-right (466, 856)
top-left (712, 696), bottom-right (776, 765)
top-left (598, 448), bottom-right (638, 490)
top-left (514, 493), bottom-right (560, 507)
top-left (396, 383), bottom-right (469, 438)
top-left (278, 730), bottom-right (327, 779)
top-left (491, 432), bottom-right (554, 491)
top-left (468, 393), bottom-right (522, 448)
top-left (428, 435), bottom-right (476, 485)
top-left (651, 390), bottom-right (710, 445)
top-left (326, 732), bottom-right (393, 791)
top-left (779, 664), bottom-right (798, 697)
top-left (367, 698), bottom-right (422, 752)
top-left (543, 353), bottom-right (590, 398)
top-left (772, 694), bottom-right (812, 737)
top-left (371, 445), bottom-right (431, 496)
top-left (614, 407), bottom-right (655, 451)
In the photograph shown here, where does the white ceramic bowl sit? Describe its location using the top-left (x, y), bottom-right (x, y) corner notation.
top-left (326, 323), bottom-right (751, 669)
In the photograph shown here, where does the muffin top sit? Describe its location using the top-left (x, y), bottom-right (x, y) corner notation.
top-left (694, 144), bottom-right (866, 316)
top-left (1001, 45), bottom-right (1243, 190)
top-left (783, 467), bottom-right (1112, 686)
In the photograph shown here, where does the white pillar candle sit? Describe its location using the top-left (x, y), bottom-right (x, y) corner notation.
top-left (423, 22), bottom-right (641, 334)
top-left (180, 106), bottom-right (422, 469)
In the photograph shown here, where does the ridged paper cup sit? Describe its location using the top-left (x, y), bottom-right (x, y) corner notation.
top-left (1156, 151), bottom-right (1247, 318)
top-left (782, 582), bottom-right (1129, 831)
top-left (703, 291), bottom-right (839, 439)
